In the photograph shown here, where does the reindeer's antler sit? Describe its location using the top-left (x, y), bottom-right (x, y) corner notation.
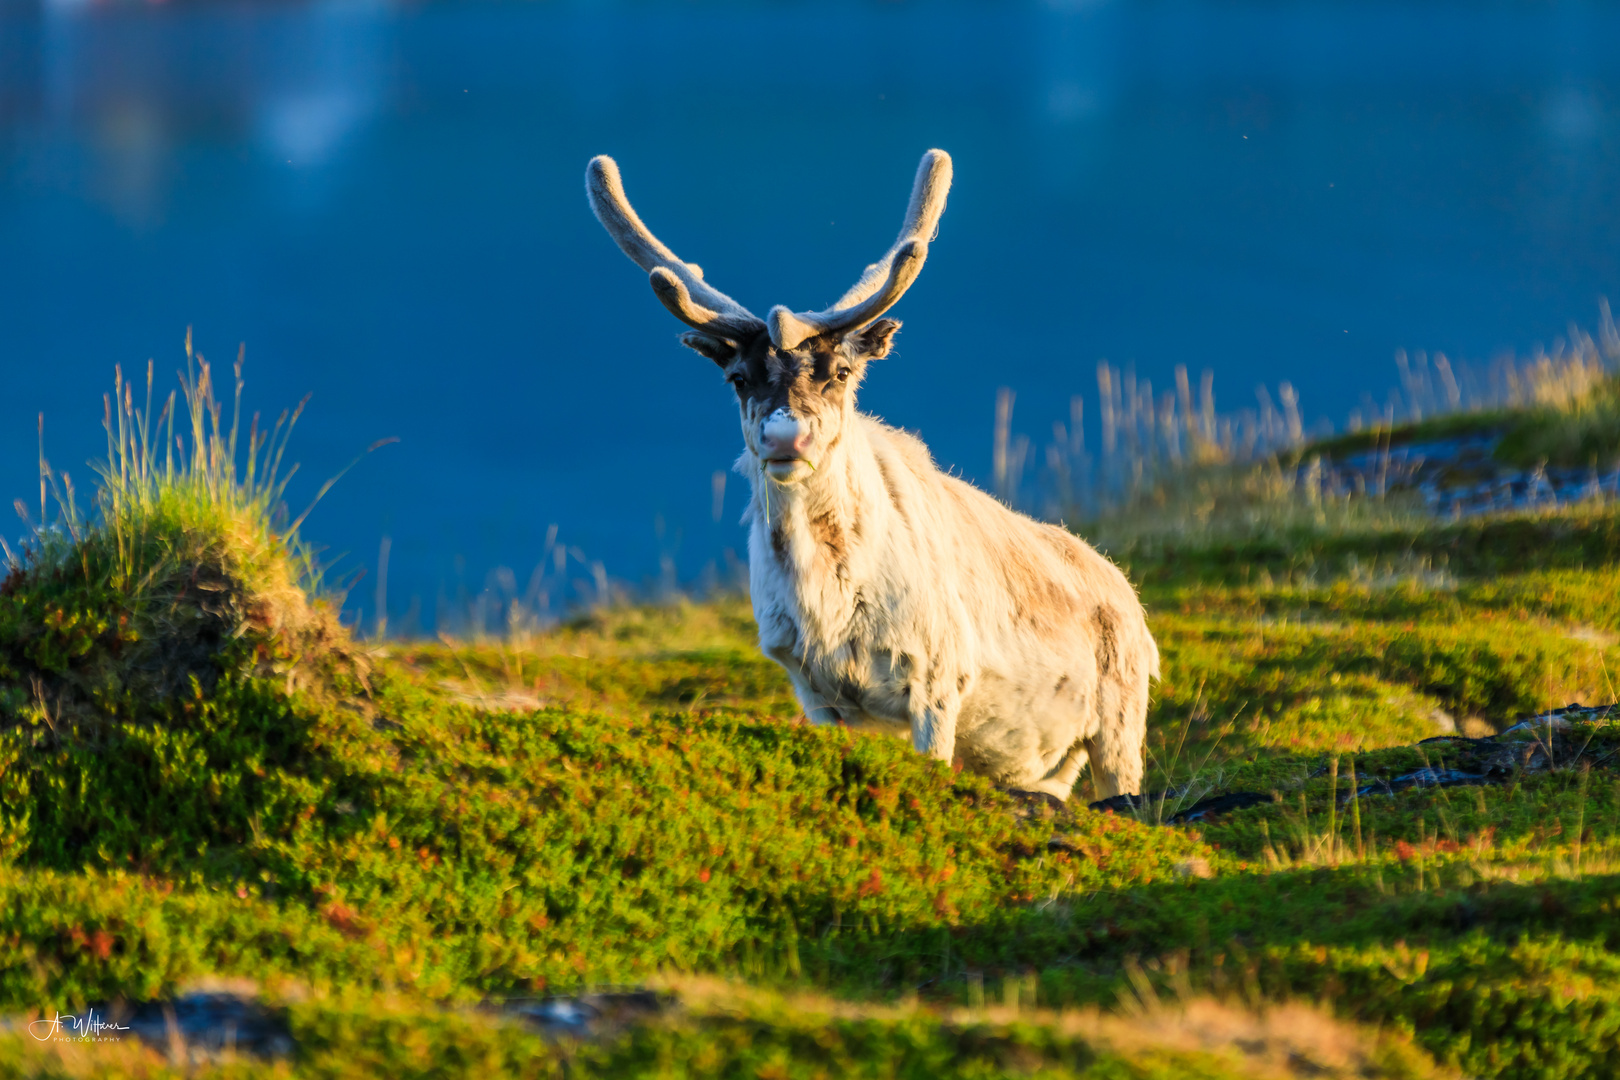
top-left (586, 156), bottom-right (766, 341)
top-left (767, 150), bottom-right (952, 352)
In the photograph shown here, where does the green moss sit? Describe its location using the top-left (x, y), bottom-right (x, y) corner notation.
top-left (0, 677), bottom-right (1215, 1007)
top-left (18, 356), bottom-right (1620, 1077)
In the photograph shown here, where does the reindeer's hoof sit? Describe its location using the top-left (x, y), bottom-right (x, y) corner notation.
top-left (1088, 792), bottom-right (1145, 814)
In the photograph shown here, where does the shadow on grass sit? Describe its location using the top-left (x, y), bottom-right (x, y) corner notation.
top-left (800, 860), bottom-right (1620, 1079)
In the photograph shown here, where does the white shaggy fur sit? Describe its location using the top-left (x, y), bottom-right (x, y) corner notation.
top-left (586, 150), bottom-right (1158, 800)
top-left (739, 415), bottom-right (1157, 799)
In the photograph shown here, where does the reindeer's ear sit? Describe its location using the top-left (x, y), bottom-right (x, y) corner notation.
top-left (847, 319), bottom-right (901, 360)
top-left (679, 331), bottom-right (737, 366)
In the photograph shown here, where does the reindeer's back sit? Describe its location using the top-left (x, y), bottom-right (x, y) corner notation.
top-left (863, 417), bottom-right (1145, 634)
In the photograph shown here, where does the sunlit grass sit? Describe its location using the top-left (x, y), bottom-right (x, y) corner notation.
top-left (10, 331), bottom-right (1620, 1077)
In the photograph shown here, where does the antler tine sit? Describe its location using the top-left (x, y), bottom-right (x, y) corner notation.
top-left (586, 156), bottom-right (764, 340)
top-left (767, 150), bottom-right (952, 351)
top-left (835, 149), bottom-right (953, 310)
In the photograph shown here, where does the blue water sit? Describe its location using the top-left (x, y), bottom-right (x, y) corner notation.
top-left (2, 0), bottom-right (1617, 630)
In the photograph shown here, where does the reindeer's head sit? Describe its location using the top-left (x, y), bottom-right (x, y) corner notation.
top-left (586, 151), bottom-right (951, 485)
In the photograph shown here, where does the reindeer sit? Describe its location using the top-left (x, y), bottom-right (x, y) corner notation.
top-left (585, 150), bottom-right (1157, 800)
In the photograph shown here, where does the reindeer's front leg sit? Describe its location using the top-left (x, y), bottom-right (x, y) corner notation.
top-left (775, 655), bottom-right (846, 726)
top-left (909, 670), bottom-right (965, 762)
top-left (751, 599), bottom-right (842, 725)
top-left (756, 610), bottom-right (845, 725)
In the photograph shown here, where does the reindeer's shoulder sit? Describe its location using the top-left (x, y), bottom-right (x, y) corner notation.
top-left (860, 415), bottom-right (1023, 521)
top-left (859, 416), bottom-right (938, 475)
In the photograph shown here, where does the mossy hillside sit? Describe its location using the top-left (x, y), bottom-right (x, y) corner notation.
top-left (0, 485), bottom-right (343, 737)
top-left (1090, 499), bottom-right (1620, 1078)
top-left (1215, 347), bottom-right (1620, 473)
top-left (0, 360), bottom-right (361, 881)
top-left (398, 598), bottom-right (799, 719)
top-left (1301, 410), bottom-right (1514, 461)
top-left (1120, 528), bottom-right (1620, 792)
top-left (1147, 596), bottom-right (1615, 763)
top-left (1102, 498), bottom-right (1620, 589)
top-left (10, 367), bottom-right (1620, 1076)
top-left (7, 598), bottom-right (1620, 1077)
top-left (0, 678), bottom-right (1209, 1005)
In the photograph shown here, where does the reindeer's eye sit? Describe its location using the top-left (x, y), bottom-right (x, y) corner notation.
top-left (727, 373), bottom-right (746, 389)
top-left (835, 368), bottom-right (851, 383)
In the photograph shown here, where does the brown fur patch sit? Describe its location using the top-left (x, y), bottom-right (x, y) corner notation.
top-left (1094, 605), bottom-right (1119, 676)
top-left (873, 452), bottom-right (907, 513)
top-left (785, 378), bottom-right (821, 419)
top-left (999, 538), bottom-right (1082, 634)
top-left (809, 511), bottom-right (849, 580)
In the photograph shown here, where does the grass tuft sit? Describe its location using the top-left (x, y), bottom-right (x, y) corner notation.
top-left (1, 339), bottom-right (363, 744)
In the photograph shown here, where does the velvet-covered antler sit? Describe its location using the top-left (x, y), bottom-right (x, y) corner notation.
top-left (766, 150), bottom-right (952, 351)
top-left (586, 156), bottom-right (766, 342)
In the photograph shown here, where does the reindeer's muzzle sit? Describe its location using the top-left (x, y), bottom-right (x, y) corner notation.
top-left (761, 409), bottom-right (815, 481)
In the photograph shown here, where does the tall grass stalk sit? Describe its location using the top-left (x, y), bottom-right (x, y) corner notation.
top-left (1349, 756), bottom-right (1363, 858)
top-left (25, 333), bottom-right (392, 620)
top-left (1328, 756), bottom-right (1340, 863)
top-left (995, 299), bottom-right (1620, 527)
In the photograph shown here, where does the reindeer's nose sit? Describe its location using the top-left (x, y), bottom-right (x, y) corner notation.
top-left (760, 409), bottom-right (813, 459)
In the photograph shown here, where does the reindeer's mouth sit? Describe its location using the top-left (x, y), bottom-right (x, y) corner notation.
top-left (764, 457), bottom-right (814, 481)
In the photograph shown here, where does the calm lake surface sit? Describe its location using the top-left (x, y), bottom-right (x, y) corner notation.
top-left (2, 0), bottom-right (1617, 630)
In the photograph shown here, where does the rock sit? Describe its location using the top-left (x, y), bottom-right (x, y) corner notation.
top-left (113, 992), bottom-right (293, 1062)
top-left (1087, 787), bottom-right (1191, 815)
top-left (1168, 791), bottom-right (1275, 823)
top-left (497, 990), bottom-right (672, 1039)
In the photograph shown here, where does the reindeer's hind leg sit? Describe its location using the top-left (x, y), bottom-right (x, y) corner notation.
top-left (1084, 691), bottom-right (1146, 800)
top-left (1022, 737), bottom-right (1091, 801)
top-left (1085, 609), bottom-right (1153, 801)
